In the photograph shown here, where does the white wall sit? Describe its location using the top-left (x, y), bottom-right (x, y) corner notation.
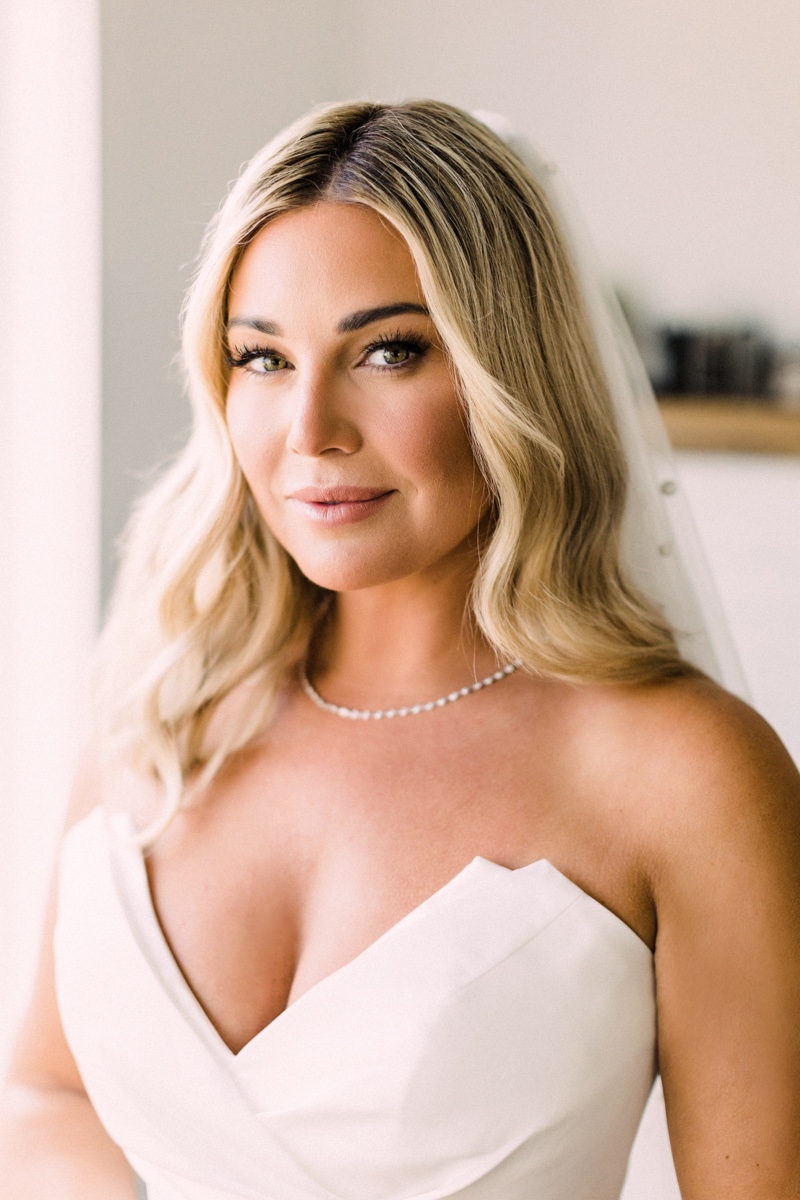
top-left (0, 0), bottom-right (101, 1064)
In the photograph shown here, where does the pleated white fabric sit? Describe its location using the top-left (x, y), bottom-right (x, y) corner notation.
top-left (54, 808), bottom-right (657, 1200)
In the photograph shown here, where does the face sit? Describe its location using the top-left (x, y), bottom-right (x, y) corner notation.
top-left (225, 202), bottom-right (489, 593)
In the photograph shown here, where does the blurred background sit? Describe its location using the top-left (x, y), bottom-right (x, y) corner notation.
top-left (2, 2), bottom-right (799, 1195)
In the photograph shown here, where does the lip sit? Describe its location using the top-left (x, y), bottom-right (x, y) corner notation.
top-left (286, 486), bottom-right (396, 526)
top-left (289, 486), bottom-right (394, 503)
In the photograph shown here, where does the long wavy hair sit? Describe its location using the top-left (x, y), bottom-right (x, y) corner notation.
top-left (95, 99), bottom-right (690, 838)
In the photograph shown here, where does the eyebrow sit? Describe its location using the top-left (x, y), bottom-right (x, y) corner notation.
top-left (336, 303), bottom-right (429, 333)
top-left (227, 316), bottom-right (280, 336)
top-left (226, 302), bottom-right (429, 338)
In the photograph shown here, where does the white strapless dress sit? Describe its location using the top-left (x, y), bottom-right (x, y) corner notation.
top-left (53, 807), bottom-right (656, 1200)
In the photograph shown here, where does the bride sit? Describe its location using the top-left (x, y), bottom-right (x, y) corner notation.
top-left (2, 99), bottom-right (799, 1199)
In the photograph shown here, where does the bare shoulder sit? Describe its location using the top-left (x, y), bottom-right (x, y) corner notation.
top-left (558, 673), bottom-right (800, 884)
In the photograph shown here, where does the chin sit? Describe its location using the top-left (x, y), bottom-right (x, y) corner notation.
top-left (288, 543), bottom-right (421, 593)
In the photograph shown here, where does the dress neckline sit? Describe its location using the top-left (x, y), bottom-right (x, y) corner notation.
top-left (104, 810), bottom-right (652, 1064)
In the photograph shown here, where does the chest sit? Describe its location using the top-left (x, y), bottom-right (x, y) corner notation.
top-left (144, 692), bottom-right (650, 1053)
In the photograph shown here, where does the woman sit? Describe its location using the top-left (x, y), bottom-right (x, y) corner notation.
top-left (2, 99), bottom-right (799, 1199)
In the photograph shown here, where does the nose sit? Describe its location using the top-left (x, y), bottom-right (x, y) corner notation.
top-left (286, 367), bottom-right (362, 458)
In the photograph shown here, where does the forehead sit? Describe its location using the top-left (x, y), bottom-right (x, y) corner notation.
top-left (227, 202), bottom-right (425, 318)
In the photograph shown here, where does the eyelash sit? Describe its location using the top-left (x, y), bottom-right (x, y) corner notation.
top-left (360, 330), bottom-right (431, 370)
top-left (225, 330), bottom-right (431, 374)
top-left (225, 343), bottom-right (285, 371)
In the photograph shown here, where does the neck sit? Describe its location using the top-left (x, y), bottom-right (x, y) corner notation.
top-left (310, 557), bottom-right (502, 710)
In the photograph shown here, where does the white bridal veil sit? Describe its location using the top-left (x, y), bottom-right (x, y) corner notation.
top-left (475, 112), bottom-right (747, 697)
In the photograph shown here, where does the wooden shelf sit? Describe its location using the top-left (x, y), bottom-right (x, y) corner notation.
top-left (657, 398), bottom-right (800, 455)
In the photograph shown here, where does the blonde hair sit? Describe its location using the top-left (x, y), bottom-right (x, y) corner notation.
top-left (95, 99), bottom-right (689, 836)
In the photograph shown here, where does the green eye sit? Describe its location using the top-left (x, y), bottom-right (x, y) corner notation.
top-left (364, 342), bottom-right (418, 368)
top-left (380, 345), bottom-right (411, 365)
top-left (252, 353), bottom-right (288, 373)
top-left (360, 332), bottom-right (430, 371)
top-left (227, 346), bottom-right (290, 374)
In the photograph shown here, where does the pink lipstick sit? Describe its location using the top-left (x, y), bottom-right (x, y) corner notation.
top-left (287, 486), bottom-right (395, 526)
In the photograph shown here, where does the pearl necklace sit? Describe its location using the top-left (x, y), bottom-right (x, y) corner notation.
top-left (300, 659), bottom-right (523, 720)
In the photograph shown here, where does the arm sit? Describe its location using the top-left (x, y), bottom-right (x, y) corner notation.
top-left (645, 688), bottom-right (800, 1197)
top-left (0, 750), bottom-right (139, 1198)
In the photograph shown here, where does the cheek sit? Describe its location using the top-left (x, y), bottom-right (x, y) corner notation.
top-left (226, 388), bottom-right (281, 504)
top-left (225, 387), bottom-right (252, 468)
top-left (392, 388), bottom-right (484, 514)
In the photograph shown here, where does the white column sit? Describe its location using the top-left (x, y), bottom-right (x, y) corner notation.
top-left (0, 0), bottom-right (101, 1065)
